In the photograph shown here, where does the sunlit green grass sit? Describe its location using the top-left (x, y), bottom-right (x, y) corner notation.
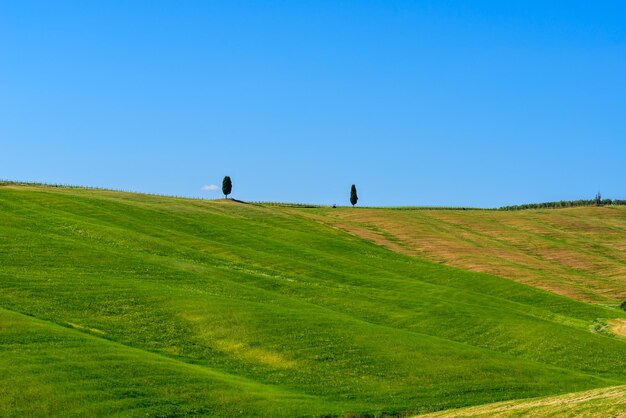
top-left (1, 185), bottom-right (625, 416)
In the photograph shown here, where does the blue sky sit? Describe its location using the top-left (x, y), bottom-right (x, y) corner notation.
top-left (2, 1), bottom-right (625, 207)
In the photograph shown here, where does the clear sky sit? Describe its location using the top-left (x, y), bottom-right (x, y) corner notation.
top-left (2, 1), bottom-right (625, 207)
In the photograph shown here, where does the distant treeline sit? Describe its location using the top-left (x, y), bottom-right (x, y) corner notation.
top-left (500, 199), bottom-right (626, 211)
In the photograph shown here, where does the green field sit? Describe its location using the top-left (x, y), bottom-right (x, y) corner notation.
top-left (1, 184), bottom-right (626, 416)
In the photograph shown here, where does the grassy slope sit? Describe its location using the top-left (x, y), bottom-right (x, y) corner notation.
top-left (302, 206), bottom-right (626, 305)
top-left (1, 185), bottom-right (626, 416)
top-left (419, 385), bottom-right (626, 417)
top-left (0, 308), bottom-right (335, 417)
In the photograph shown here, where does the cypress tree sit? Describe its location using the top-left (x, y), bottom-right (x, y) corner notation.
top-left (222, 176), bottom-right (232, 199)
top-left (350, 184), bottom-right (358, 207)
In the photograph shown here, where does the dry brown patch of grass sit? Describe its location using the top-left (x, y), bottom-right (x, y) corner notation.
top-left (417, 385), bottom-right (626, 417)
top-left (297, 207), bottom-right (626, 304)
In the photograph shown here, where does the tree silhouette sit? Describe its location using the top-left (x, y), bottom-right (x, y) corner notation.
top-left (350, 184), bottom-right (358, 207)
top-left (222, 176), bottom-right (232, 199)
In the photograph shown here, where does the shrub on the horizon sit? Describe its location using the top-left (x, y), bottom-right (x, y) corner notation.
top-left (350, 184), bottom-right (358, 207)
top-left (501, 198), bottom-right (626, 211)
top-left (222, 176), bottom-right (232, 199)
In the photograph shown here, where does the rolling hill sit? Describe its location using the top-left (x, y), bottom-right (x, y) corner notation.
top-left (1, 184), bottom-right (625, 416)
top-left (303, 206), bottom-right (626, 305)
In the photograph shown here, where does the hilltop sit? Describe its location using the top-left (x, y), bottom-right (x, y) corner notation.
top-left (0, 184), bottom-right (625, 416)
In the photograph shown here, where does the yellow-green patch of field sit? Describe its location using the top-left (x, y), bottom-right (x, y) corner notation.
top-left (301, 206), bottom-right (626, 305)
top-left (610, 318), bottom-right (626, 338)
top-left (419, 385), bottom-right (626, 417)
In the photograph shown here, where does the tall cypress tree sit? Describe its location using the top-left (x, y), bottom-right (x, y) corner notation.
top-left (222, 176), bottom-right (232, 199)
top-left (350, 184), bottom-right (358, 207)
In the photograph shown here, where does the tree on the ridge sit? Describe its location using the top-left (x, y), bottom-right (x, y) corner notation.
top-left (350, 184), bottom-right (358, 207)
top-left (222, 176), bottom-right (232, 199)
top-left (595, 192), bottom-right (602, 206)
